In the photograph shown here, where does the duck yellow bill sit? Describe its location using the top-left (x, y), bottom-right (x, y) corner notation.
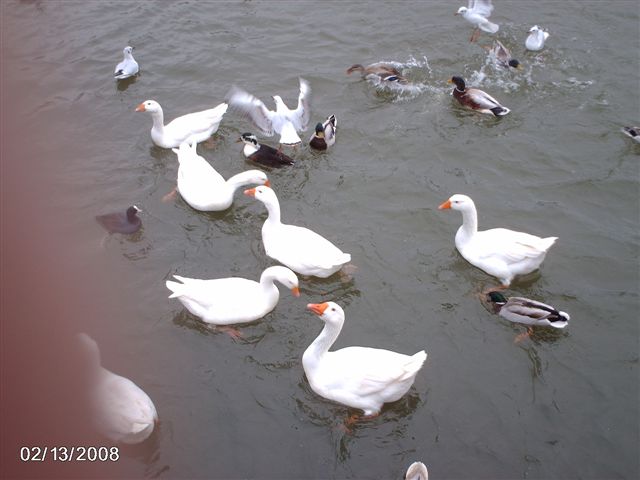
top-left (438, 199), bottom-right (452, 209)
top-left (447, 79), bottom-right (454, 84)
top-left (135, 102), bottom-right (146, 112)
top-left (291, 286), bottom-right (300, 297)
top-left (244, 188), bottom-right (256, 197)
top-left (307, 303), bottom-right (328, 315)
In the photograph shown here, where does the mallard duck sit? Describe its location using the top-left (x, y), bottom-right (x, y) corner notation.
top-left (456, 0), bottom-right (498, 42)
top-left (226, 78), bottom-right (311, 146)
top-left (490, 40), bottom-right (522, 70)
top-left (448, 76), bottom-right (510, 116)
top-left (172, 141), bottom-right (269, 211)
top-left (243, 186), bottom-right (351, 278)
top-left (486, 291), bottom-right (570, 328)
top-left (95, 205), bottom-right (141, 234)
top-left (114, 46), bottom-right (139, 80)
top-left (304, 301), bottom-right (427, 416)
top-left (238, 133), bottom-right (295, 168)
top-left (346, 63), bottom-right (408, 84)
top-left (438, 194), bottom-right (557, 287)
top-left (405, 462), bottom-right (429, 480)
top-left (78, 334), bottom-right (158, 444)
top-left (622, 127), bottom-right (640, 143)
top-left (309, 115), bottom-right (337, 151)
top-left (525, 25), bottom-right (550, 51)
top-left (166, 266), bottom-right (300, 325)
top-left (135, 100), bottom-right (227, 148)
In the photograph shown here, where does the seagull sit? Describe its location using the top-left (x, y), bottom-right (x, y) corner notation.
top-left (525, 25), bottom-right (550, 51)
top-left (226, 78), bottom-right (311, 147)
top-left (455, 0), bottom-right (499, 42)
top-left (114, 46), bottom-right (139, 80)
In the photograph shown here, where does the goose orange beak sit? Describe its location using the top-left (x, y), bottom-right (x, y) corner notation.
top-left (291, 286), bottom-right (300, 297)
top-left (244, 188), bottom-right (256, 197)
top-left (135, 102), bottom-right (146, 112)
top-left (264, 179), bottom-right (271, 187)
top-left (307, 303), bottom-right (328, 315)
top-left (438, 199), bottom-right (452, 210)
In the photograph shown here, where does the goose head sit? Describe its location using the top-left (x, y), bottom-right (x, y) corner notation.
top-left (307, 301), bottom-right (345, 327)
top-left (264, 266), bottom-right (300, 297)
top-left (236, 170), bottom-right (270, 188)
top-left (243, 185), bottom-right (278, 205)
top-left (438, 194), bottom-right (475, 212)
top-left (135, 99), bottom-right (161, 113)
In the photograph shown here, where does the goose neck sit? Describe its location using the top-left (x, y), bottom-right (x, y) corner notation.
top-left (262, 197), bottom-right (281, 225)
top-left (459, 204), bottom-right (478, 237)
top-left (304, 319), bottom-right (343, 366)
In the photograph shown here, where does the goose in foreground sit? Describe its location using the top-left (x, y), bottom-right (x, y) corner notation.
top-left (448, 76), bottom-right (510, 116)
top-left (621, 126), bottom-right (640, 143)
top-left (166, 266), bottom-right (300, 325)
top-left (135, 100), bottom-right (228, 148)
top-left (226, 78), bottom-right (311, 147)
top-left (95, 205), bottom-right (142, 234)
top-left (485, 291), bottom-right (570, 328)
top-left (346, 63), bottom-right (408, 84)
top-left (309, 115), bottom-right (337, 151)
top-left (405, 462), bottom-right (429, 480)
top-left (238, 133), bottom-right (295, 168)
top-left (490, 40), bottom-right (522, 70)
top-left (304, 302), bottom-right (427, 416)
top-left (172, 141), bottom-right (269, 211)
top-left (78, 334), bottom-right (157, 444)
top-left (114, 46), bottom-right (139, 80)
top-left (244, 186), bottom-right (351, 278)
top-left (456, 0), bottom-right (499, 42)
top-left (525, 25), bottom-right (550, 51)
top-left (438, 194), bottom-right (557, 287)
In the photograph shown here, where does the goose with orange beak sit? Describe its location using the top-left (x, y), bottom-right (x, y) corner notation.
top-left (303, 301), bottom-right (426, 416)
top-left (166, 266), bottom-right (300, 326)
top-left (438, 194), bottom-right (557, 287)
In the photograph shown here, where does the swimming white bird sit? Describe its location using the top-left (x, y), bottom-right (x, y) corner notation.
top-left (114, 46), bottom-right (139, 80)
top-left (166, 266), bottom-right (300, 325)
top-left (525, 25), bottom-right (550, 51)
top-left (304, 302), bottom-right (427, 416)
top-left (485, 291), bottom-right (570, 328)
top-left (172, 141), bottom-right (269, 211)
top-left (243, 186), bottom-right (351, 278)
top-left (438, 194), bottom-right (557, 287)
top-left (456, 0), bottom-right (499, 42)
top-left (309, 115), bottom-right (337, 151)
top-left (135, 100), bottom-right (228, 148)
top-left (77, 333), bottom-right (157, 444)
top-left (405, 461), bottom-right (429, 480)
top-left (226, 78), bottom-right (311, 146)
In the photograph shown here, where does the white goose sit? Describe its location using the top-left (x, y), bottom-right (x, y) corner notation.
top-left (304, 302), bottom-right (427, 416)
top-left (226, 78), bottom-right (311, 146)
top-left (438, 194), bottom-right (557, 286)
top-left (525, 25), bottom-right (550, 51)
top-left (172, 141), bottom-right (269, 211)
top-left (77, 333), bottom-right (157, 444)
top-left (135, 100), bottom-right (227, 148)
top-left (166, 266), bottom-right (300, 325)
top-left (243, 186), bottom-right (351, 278)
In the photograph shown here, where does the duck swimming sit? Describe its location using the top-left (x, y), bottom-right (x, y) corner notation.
top-left (238, 133), bottom-right (295, 168)
top-left (347, 63), bottom-right (408, 84)
top-left (485, 291), bottom-right (570, 328)
top-left (95, 205), bottom-right (141, 234)
top-left (309, 115), bottom-right (337, 151)
top-left (448, 76), bottom-right (510, 116)
top-left (490, 40), bottom-right (522, 70)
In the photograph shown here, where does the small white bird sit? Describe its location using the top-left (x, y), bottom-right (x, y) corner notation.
top-left (135, 100), bottom-right (228, 148)
top-left (114, 46), bottom-right (139, 80)
top-left (77, 334), bottom-right (158, 444)
top-left (405, 462), bottom-right (429, 480)
top-left (226, 78), bottom-right (311, 147)
top-left (525, 25), bottom-right (550, 51)
top-left (304, 301), bottom-right (427, 416)
top-left (456, 0), bottom-right (499, 42)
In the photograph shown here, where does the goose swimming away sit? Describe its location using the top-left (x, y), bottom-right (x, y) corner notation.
top-left (238, 133), bottom-right (295, 168)
top-left (135, 100), bottom-right (227, 149)
top-left (456, 0), bottom-right (499, 42)
top-left (172, 141), bottom-right (269, 211)
top-left (303, 301), bottom-right (427, 416)
top-left (244, 186), bottom-right (351, 278)
top-left (226, 78), bottom-right (311, 147)
top-left (114, 46), bottom-right (139, 80)
top-left (525, 25), bottom-right (550, 51)
top-left (166, 266), bottom-right (300, 325)
top-left (95, 205), bottom-right (141, 234)
top-left (309, 115), bottom-right (337, 151)
top-left (78, 333), bottom-right (158, 444)
top-left (448, 76), bottom-right (510, 116)
top-left (438, 194), bottom-right (557, 287)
